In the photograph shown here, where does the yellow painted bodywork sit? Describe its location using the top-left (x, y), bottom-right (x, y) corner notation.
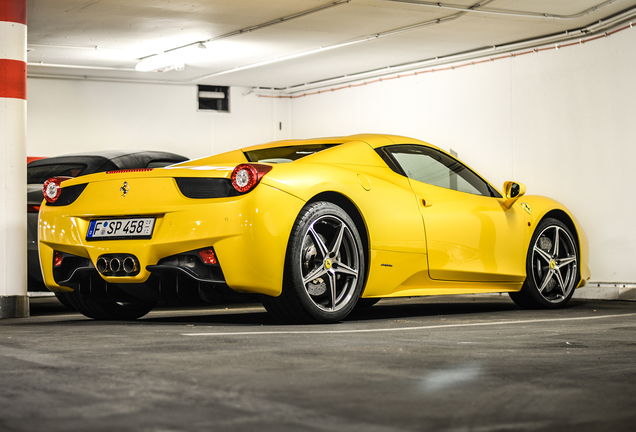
top-left (38, 134), bottom-right (590, 299)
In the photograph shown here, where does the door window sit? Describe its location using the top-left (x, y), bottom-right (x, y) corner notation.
top-left (378, 145), bottom-right (500, 198)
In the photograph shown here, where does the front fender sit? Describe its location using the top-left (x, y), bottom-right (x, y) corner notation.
top-left (517, 195), bottom-right (590, 287)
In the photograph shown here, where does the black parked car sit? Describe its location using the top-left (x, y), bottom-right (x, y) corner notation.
top-left (27, 150), bottom-right (189, 292)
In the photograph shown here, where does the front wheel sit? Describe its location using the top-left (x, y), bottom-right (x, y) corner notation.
top-left (509, 218), bottom-right (579, 309)
top-left (261, 201), bottom-right (366, 324)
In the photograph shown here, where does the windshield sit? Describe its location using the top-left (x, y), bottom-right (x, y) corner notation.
top-left (244, 144), bottom-right (340, 163)
top-left (27, 163), bottom-right (87, 184)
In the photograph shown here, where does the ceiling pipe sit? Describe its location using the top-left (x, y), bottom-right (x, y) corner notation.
top-left (27, 43), bottom-right (121, 51)
top-left (257, 21), bottom-right (636, 99)
top-left (135, 0), bottom-right (352, 71)
top-left (189, 4), bottom-right (479, 81)
top-left (187, 0), bottom-right (625, 83)
top-left (27, 62), bottom-right (136, 71)
top-left (276, 7), bottom-right (636, 94)
top-left (377, 0), bottom-right (621, 20)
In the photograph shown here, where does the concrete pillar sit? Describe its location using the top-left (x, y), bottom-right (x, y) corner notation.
top-left (0, 0), bottom-right (28, 318)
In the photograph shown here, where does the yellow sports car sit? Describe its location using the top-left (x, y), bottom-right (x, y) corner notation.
top-left (38, 134), bottom-right (590, 323)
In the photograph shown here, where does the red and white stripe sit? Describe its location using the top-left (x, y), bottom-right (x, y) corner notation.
top-left (1, 0), bottom-right (28, 305)
top-left (0, 0), bottom-right (27, 100)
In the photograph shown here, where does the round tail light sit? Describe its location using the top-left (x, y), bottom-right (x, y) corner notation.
top-left (231, 164), bottom-right (272, 193)
top-left (231, 164), bottom-right (258, 193)
top-left (43, 177), bottom-right (63, 203)
top-left (42, 176), bottom-right (73, 204)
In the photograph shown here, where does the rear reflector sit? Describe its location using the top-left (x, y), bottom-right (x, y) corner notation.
top-left (53, 251), bottom-right (64, 268)
top-left (27, 204), bottom-right (40, 213)
top-left (198, 249), bottom-right (217, 265)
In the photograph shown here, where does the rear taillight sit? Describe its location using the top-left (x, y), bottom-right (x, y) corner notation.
top-left (43, 176), bottom-right (73, 204)
top-left (43, 178), bottom-right (61, 203)
top-left (231, 164), bottom-right (272, 193)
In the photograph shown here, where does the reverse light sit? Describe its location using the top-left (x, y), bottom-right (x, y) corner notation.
top-left (231, 164), bottom-right (272, 193)
top-left (198, 249), bottom-right (218, 265)
top-left (42, 176), bottom-right (72, 204)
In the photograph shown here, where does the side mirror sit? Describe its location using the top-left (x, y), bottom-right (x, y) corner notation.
top-left (503, 181), bottom-right (526, 208)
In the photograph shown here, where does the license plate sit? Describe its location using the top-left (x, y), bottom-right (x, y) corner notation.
top-left (87, 217), bottom-right (155, 240)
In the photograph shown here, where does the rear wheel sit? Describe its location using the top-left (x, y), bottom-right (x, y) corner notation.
top-left (509, 218), bottom-right (579, 309)
top-left (59, 289), bottom-right (155, 320)
top-left (261, 201), bottom-right (365, 324)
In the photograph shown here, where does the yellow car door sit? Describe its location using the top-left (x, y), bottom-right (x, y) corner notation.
top-left (379, 144), bottom-right (528, 283)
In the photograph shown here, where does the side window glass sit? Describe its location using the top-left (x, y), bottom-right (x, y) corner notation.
top-left (381, 145), bottom-right (497, 198)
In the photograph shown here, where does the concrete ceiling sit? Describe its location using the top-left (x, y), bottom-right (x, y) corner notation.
top-left (26, 0), bottom-right (636, 93)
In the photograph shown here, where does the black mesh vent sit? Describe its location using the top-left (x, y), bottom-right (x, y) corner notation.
top-left (46, 183), bottom-right (88, 207)
top-left (175, 178), bottom-right (239, 199)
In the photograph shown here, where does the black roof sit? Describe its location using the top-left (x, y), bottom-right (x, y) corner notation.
top-left (27, 149), bottom-right (189, 191)
top-left (28, 149), bottom-right (188, 170)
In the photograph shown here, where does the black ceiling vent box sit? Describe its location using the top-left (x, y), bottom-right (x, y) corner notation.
top-left (198, 85), bottom-right (230, 113)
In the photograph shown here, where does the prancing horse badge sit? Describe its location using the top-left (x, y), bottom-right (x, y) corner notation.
top-left (120, 181), bottom-right (129, 198)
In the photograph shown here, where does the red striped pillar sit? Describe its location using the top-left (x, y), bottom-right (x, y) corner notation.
top-left (0, 0), bottom-right (28, 318)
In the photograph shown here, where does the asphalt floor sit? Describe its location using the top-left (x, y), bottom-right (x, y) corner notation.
top-left (1, 294), bottom-right (636, 432)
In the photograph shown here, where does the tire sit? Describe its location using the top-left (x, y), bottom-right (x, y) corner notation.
top-left (509, 218), bottom-right (579, 309)
top-left (260, 201), bottom-right (366, 324)
top-left (59, 289), bottom-right (155, 320)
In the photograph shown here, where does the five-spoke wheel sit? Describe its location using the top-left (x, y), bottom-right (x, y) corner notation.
top-left (299, 213), bottom-right (360, 312)
top-left (260, 201), bottom-right (365, 323)
top-left (510, 218), bottom-right (579, 309)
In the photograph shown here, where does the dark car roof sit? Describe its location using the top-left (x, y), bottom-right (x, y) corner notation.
top-left (28, 150), bottom-right (188, 171)
top-left (28, 150), bottom-right (188, 181)
top-left (27, 150), bottom-right (189, 203)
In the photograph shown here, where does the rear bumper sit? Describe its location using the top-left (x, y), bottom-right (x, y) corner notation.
top-left (39, 184), bottom-right (304, 297)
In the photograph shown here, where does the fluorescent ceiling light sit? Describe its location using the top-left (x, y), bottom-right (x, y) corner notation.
top-left (135, 52), bottom-right (185, 72)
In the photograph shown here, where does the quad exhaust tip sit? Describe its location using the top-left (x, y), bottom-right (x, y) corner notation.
top-left (123, 257), bottom-right (137, 273)
top-left (109, 257), bottom-right (121, 273)
top-left (96, 255), bottom-right (139, 275)
top-left (96, 257), bottom-right (108, 274)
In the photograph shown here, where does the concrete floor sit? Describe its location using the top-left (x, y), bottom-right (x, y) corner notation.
top-left (1, 294), bottom-right (636, 432)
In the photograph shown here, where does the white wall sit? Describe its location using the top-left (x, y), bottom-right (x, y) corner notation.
top-left (27, 79), bottom-right (291, 160)
top-left (290, 28), bottom-right (636, 288)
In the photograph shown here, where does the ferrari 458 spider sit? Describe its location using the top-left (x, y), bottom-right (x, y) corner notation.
top-left (38, 134), bottom-right (590, 323)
